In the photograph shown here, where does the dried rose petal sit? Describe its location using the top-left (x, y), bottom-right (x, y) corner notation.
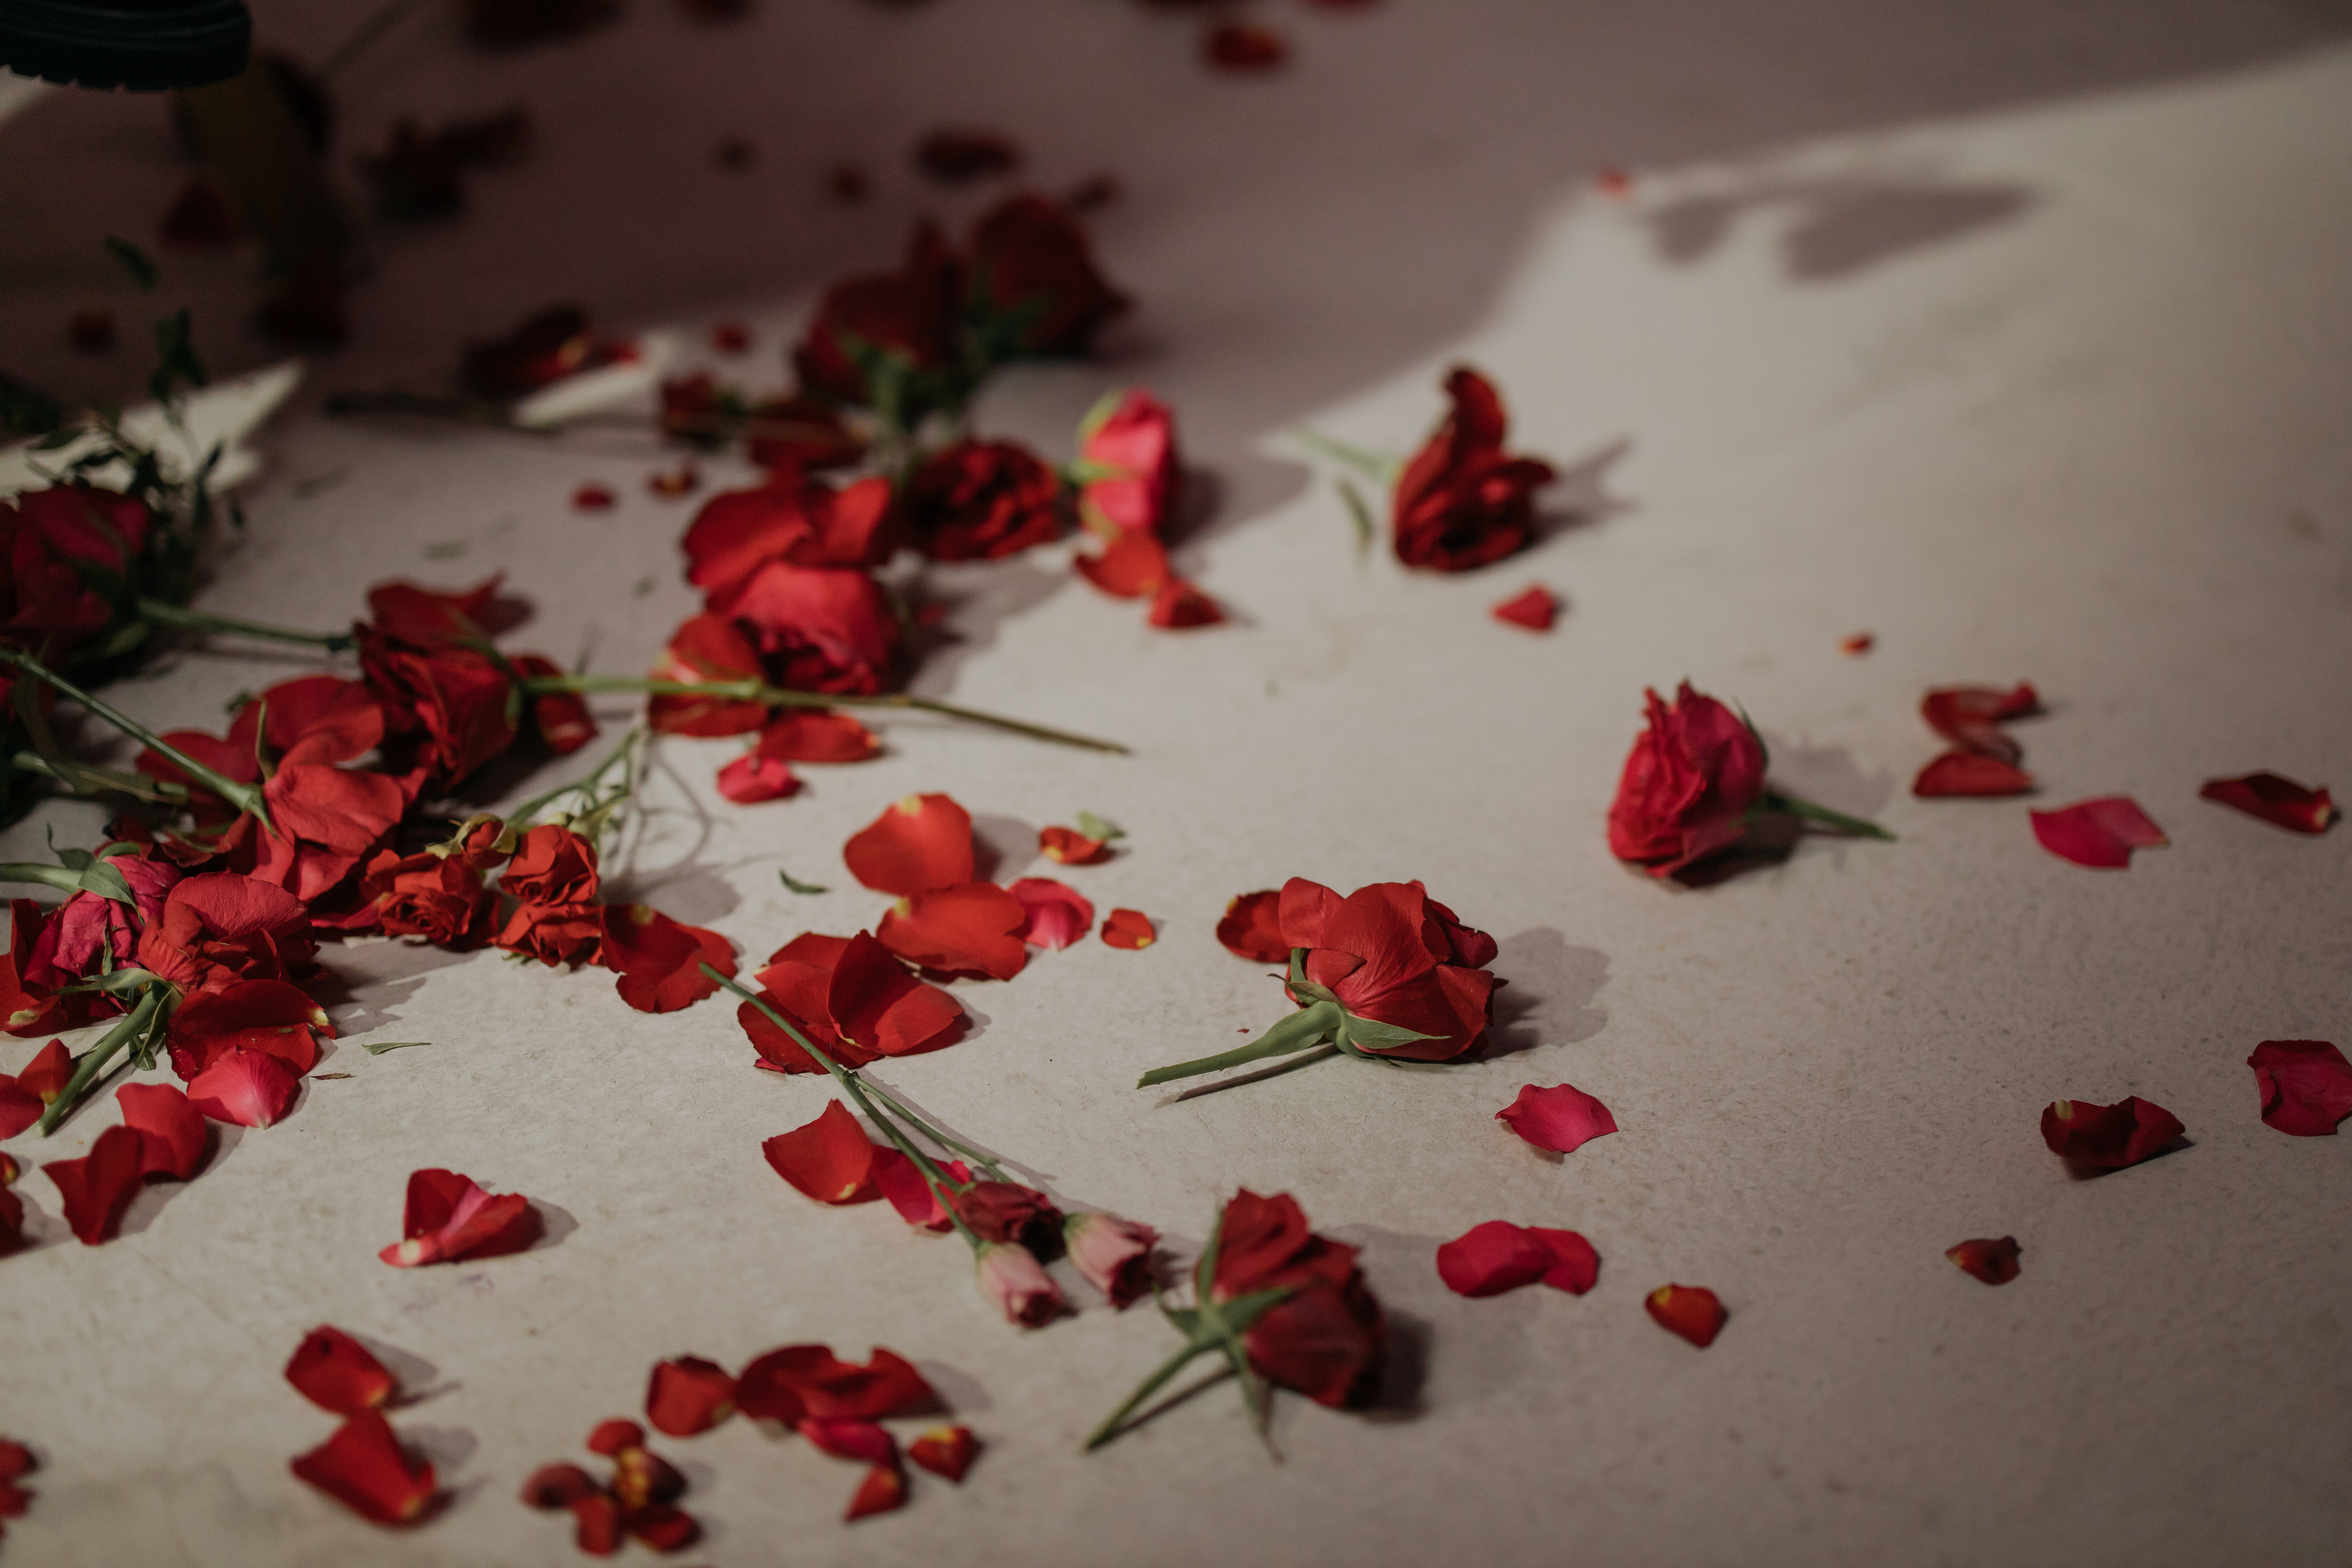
top-left (907, 1424), bottom-right (979, 1482)
top-left (1645, 1283), bottom-right (1726, 1347)
top-left (1038, 826), bottom-right (1109, 865)
top-left (2030, 797), bottom-right (2167, 869)
top-left (1009, 877), bottom-right (1094, 950)
top-left (116, 1082), bottom-right (206, 1180)
top-left (844, 1462), bottom-right (906, 1521)
top-left (1100, 908), bottom-right (1154, 950)
top-left (43, 1124), bottom-right (144, 1244)
top-left (762, 1102), bottom-right (883, 1204)
top-left (844, 793), bottom-right (975, 895)
top-left (1490, 585), bottom-right (1558, 631)
top-left (285, 1326), bottom-right (398, 1415)
top-left (2247, 1040), bottom-right (2352, 1137)
top-left (717, 751), bottom-right (800, 804)
top-left (646, 1356), bottom-right (737, 1436)
top-left (187, 1049), bottom-right (300, 1129)
top-left (1496, 1082), bottom-right (1618, 1155)
top-left (1215, 889), bottom-right (1287, 963)
top-left (289, 1410), bottom-right (436, 1525)
top-left (2200, 772), bottom-right (2338, 835)
top-left (2040, 1096), bottom-right (2183, 1168)
top-left (380, 1168), bottom-right (542, 1266)
top-left (1435, 1221), bottom-right (1555, 1297)
top-left (1147, 579), bottom-right (1224, 630)
top-left (876, 883), bottom-right (1029, 980)
top-left (1913, 750), bottom-right (2034, 797)
top-left (1947, 1236), bottom-right (2022, 1285)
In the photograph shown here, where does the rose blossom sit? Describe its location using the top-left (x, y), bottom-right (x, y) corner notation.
top-left (1606, 681), bottom-right (1767, 876)
top-left (1390, 367), bottom-right (1555, 572)
top-left (1063, 1212), bottom-right (1158, 1307)
top-left (974, 1242), bottom-right (1064, 1327)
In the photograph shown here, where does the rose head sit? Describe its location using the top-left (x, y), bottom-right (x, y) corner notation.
top-left (1209, 1189), bottom-right (1382, 1408)
top-left (1390, 368), bottom-right (1555, 572)
top-left (361, 850), bottom-right (493, 948)
top-left (903, 440), bottom-right (1062, 562)
top-left (1077, 389), bottom-right (1180, 537)
top-left (947, 1181), bottom-right (1065, 1259)
top-left (793, 222), bottom-right (958, 412)
top-left (716, 563), bottom-right (899, 697)
top-left (1, 485), bottom-right (153, 652)
top-left (500, 824), bottom-right (600, 906)
top-left (964, 195), bottom-right (1127, 360)
top-left (1606, 682), bottom-right (1767, 876)
top-left (1277, 877), bottom-right (1499, 1061)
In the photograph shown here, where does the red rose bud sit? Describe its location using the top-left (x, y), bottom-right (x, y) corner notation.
top-left (1913, 751), bottom-right (2034, 797)
top-left (1946, 1237), bottom-right (2022, 1285)
top-left (2039, 1096), bottom-right (2184, 1169)
top-left (1076, 389), bottom-right (1181, 538)
top-left (1215, 889), bottom-right (1287, 963)
top-left (1646, 1284), bottom-right (1726, 1348)
top-left (904, 439), bottom-right (1063, 562)
top-left (1392, 367), bottom-right (1555, 572)
top-left (1607, 682), bottom-right (1766, 876)
top-left (844, 793), bottom-right (975, 895)
top-left (494, 902), bottom-right (605, 969)
top-left (1064, 1211), bottom-right (1159, 1307)
top-left (379, 1168), bottom-right (542, 1266)
top-left (285, 1326), bottom-right (399, 1415)
top-left (2247, 1040), bottom-right (2352, 1136)
top-left (646, 1356), bottom-right (737, 1436)
top-left (289, 1410), bottom-right (436, 1525)
top-left (908, 1424), bottom-right (979, 1482)
top-left (976, 1242), bottom-right (1065, 1327)
top-left (1495, 1082), bottom-right (1617, 1155)
top-left (2199, 772), bottom-right (2337, 834)
top-left (950, 1181), bottom-right (1065, 1258)
top-left (2030, 797), bottom-right (2167, 869)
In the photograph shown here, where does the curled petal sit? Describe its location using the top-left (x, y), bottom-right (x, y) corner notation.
top-left (762, 1102), bottom-right (883, 1205)
top-left (285, 1326), bottom-right (398, 1415)
top-left (2200, 772), bottom-right (2337, 834)
top-left (1946, 1236), bottom-right (2022, 1285)
top-left (1037, 826), bottom-right (1109, 865)
top-left (289, 1410), bottom-right (436, 1526)
top-left (1215, 889), bottom-right (1287, 963)
top-left (380, 1168), bottom-right (542, 1266)
top-left (717, 752), bottom-right (800, 804)
top-left (1100, 908), bottom-right (1154, 950)
top-left (2247, 1040), bottom-right (2352, 1137)
top-left (1645, 1284), bottom-right (1726, 1348)
top-left (844, 1462), bottom-right (906, 1522)
top-left (600, 905), bottom-right (735, 1014)
top-left (1436, 1221), bottom-right (1553, 1297)
top-left (1496, 1082), bottom-right (1618, 1155)
top-left (1922, 684), bottom-right (2039, 760)
top-left (733, 1344), bottom-right (935, 1422)
top-left (796, 1417), bottom-right (896, 1468)
top-left (877, 884), bottom-right (1029, 981)
top-left (2040, 1096), bottom-right (2183, 1169)
top-left (43, 1124), bottom-right (145, 1244)
top-left (116, 1082), bottom-right (207, 1180)
top-left (1913, 751), bottom-right (2034, 797)
top-left (1146, 578), bottom-right (1223, 629)
top-left (1530, 1228), bottom-right (1599, 1294)
top-left (844, 793), bottom-right (974, 895)
top-left (907, 1425), bottom-right (979, 1482)
top-left (2030, 797), bottom-right (2168, 868)
top-left (646, 1356), bottom-right (738, 1436)
top-left (1009, 877), bottom-right (1094, 950)
top-left (1490, 585), bottom-right (1558, 631)
top-left (186, 1049), bottom-right (301, 1129)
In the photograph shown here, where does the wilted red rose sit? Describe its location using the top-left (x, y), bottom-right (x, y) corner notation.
top-left (737, 930), bottom-right (966, 1074)
top-left (793, 222), bottom-right (958, 410)
top-left (1391, 368), bottom-right (1555, 572)
top-left (357, 636), bottom-right (518, 791)
top-left (1210, 1189), bottom-right (1381, 1407)
top-left (1277, 877), bottom-right (1499, 1060)
top-left (1606, 682), bottom-right (1767, 876)
top-left (2247, 1040), bottom-right (2352, 1136)
top-left (499, 824), bottom-right (600, 905)
top-left (1077, 389), bottom-right (1180, 537)
top-left (720, 562), bottom-right (899, 696)
top-left (903, 440), bottom-right (1062, 562)
top-left (965, 195), bottom-right (1127, 359)
top-left (2, 484), bottom-right (153, 653)
top-left (134, 874), bottom-right (315, 994)
top-left (493, 901), bottom-right (604, 968)
top-left (2040, 1096), bottom-right (2183, 1168)
top-left (2199, 772), bottom-right (2337, 834)
top-left (1064, 1212), bottom-right (1157, 1307)
top-left (359, 850), bottom-right (493, 948)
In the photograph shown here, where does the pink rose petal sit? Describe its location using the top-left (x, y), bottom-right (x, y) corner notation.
top-left (1006, 877), bottom-right (1094, 951)
top-left (1496, 1083), bottom-right (1618, 1154)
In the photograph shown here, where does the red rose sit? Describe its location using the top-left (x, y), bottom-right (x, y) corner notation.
top-left (645, 613), bottom-right (769, 737)
top-left (499, 824), bottom-right (600, 905)
top-left (717, 564), bottom-right (899, 696)
top-left (1606, 682), bottom-right (1766, 876)
top-left (1209, 1189), bottom-right (1381, 1408)
top-left (793, 223), bottom-right (958, 411)
top-left (1277, 877), bottom-right (1499, 1062)
top-left (494, 901), bottom-right (604, 968)
top-left (362, 851), bottom-right (493, 948)
top-left (358, 632), bottom-right (518, 790)
top-left (902, 440), bottom-right (1062, 562)
top-left (964, 195), bottom-right (1126, 359)
top-left (683, 474), bottom-right (893, 605)
top-left (2, 484), bottom-right (153, 651)
top-left (506, 654), bottom-right (598, 755)
top-left (133, 873), bottom-right (315, 993)
top-left (947, 1181), bottom-right (1065, 1259)
top-left (1391, 367), bottom-right (1555, 572)
top-left (1076, 389), bottom-right (1179, 537)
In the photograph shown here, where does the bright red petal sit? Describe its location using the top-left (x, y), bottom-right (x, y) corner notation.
top-left (907, 1425), bottom-right (979, 1482)
top-left (872, 1147), bottom-right (959, 1230)
top-left (2199, 772), bottom-right (2338, 834)
top-left (843, 1462), bottom-right (906, 1522)
top-left (1038, 826), bottom-right (1109, 865)
top-left (1435, 1221), bottom-right (1554, 1297)
top-left (733, 1344), bottom-right (935, 1422)
top-left (166, 978), bottom-right (329, 1081)
top-left (43, 1123), bottom-right (144, 1244)
top-left (285, 1326), bottom-right (398, 1415)
top-left (2030, 797), bottom-right (2166, 868)
top-left (1215, 889), bottom-right (1288, 963)
top-left (17, 1039), bottom-right (74, 1101)
top-left (289, 1410), bottom-right (436, 1525)
top-left (876, 883), bottom-right (1029, 980)
top-left (1100, 908), bottom-right (1155, 950)
top-left (762, 1102), bottom-right (883, 1204)
top-left (757, 709), bottom-right (881, 764)
top-left (1529, 1228), bottom-right (1599, 1294)
top-left (600, 905), bottom-right (736, 1013)
top-left (1495, 1083), bottom-right (1618, 1154)
top-left (1075, 530), bottom-right (1168, 599)
top-left (586, 1418), bottom-right (645, 1457)
top-left (1912, 751), bottom-right (2034, 797)
top-left (646, 1356), bottom-right (738, 1436)
top-left (116, 1082), bottom-right (206, 1180)
top-left (1008, 877), bottom-right (1094, 950)
top-left (1146, 579), bottom-right (1224, 629)
top-left (2039, 1096), bottom-right (2184, 1168)
top-left (186, 1049), bottom-right (300, 1128)
top-left (2247, 1040), bottom-right (2352, 1136)
top-left (717, 752), bottom-right (800, 804)
top-left (520, 1462), bottom-right (599, 1509)
top-left (1645, 1284), bottom-right (1726, 1348)
top-left (796, 1417), bottom-right (897, 1467)
top-left (1946, 1236), bottom-right (2022, 1285)
top-left (1490, 585), bottom-right (1557, 631)
top-left (843, 794), bottom-right (975, 895)
top-left (380, 1168), bottom-right (541, 1265)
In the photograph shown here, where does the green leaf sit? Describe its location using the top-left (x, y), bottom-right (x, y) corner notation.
top-left (105, 235), bottom-right (158, 291)
top-left (779, 870), bottom-right (828, 896)
top-left (1335, 1013), bottom-right (1442, 1052)
top-left (1074, 810), bottom-right (1125, 843)
top-left (74, 859), bottom-right (136, 906)
top-left (358, 1039), bottom-right (429, 1056)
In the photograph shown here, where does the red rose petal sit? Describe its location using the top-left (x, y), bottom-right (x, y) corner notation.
top-left (717, 752), bottom-right (800, 804)
top-left (1074, 530), bottom-right (1169, 599)
top-left (379, 1168), bottom-right (543, 1266)
top-left (116, 1082), bottom-right (206, 1180)
top-left (757, 709), bottom-right (880, 764)
top-left (876, 883), bottom-right (1029, 980)
top-left (1435, 1221), bottom-right (1555, 1297)
top-left (646, 1356), bottom-right (738, 1436)
top-left (873, 1148), bottom-right (967, 1231)
top-left (2030, 796), bottom-right (2167, 869)
top-left (844, 793), bottom-right (975, 895)
top-left (628, 1502), bottom-right (700, 1550)
top-left (586, 1418), bottom-right (644, 1457)
top-left (844, 1462), bottom-right (906, 1521)
top-left (166, 978), bottom-right (330, 1082)
top-left (1147, 578), bottom-right (1224, 629)
top-left (2199, 772), bottom-right (2338, 834)
top-left (43, 1124), bottom-right (144, 1245)
top-left (289, 1409), bottom-right (436, 1526)
top-left (569, 1492), bottom-right (621, 1553)
top-left (1100, 908), bottom-right (1155, 950)
top-left (797, 1416), bottom-right (896, 1467)
top-left (2039, 1096), bottom-right (2183, 1168)
top-left (0, 1078), bottom-right (40, 1140)
top-left (1038, 825), bottom-right (1109, 865)
top-left (1912, 750), bottom-right (2035, 797)
top-left (1215, 889), bottom-right (1288, 963)
top-left (1496, 1082), bottom-right (1618, 1155)
top-left (733, 1344), bottom-right (935, 1422)
top-left (1009, 877), bottom-right (1094, 950)
top-left (186, 1049), bottom-right (300, 1128)
top-left (2247, 1040), bottom-right (2352, 1137)
top-left (285, 1326), bottom-right (398, 1415)
top-left (763, 1101), bottom-right (884, 1204)
top-left (1839, 631), bottom-right (1875, 656)
top-left (15, 1040), bottom-right (73, 1102)
top-left (1206, 21), bottom-right (1288, 71)
top-left (599, 904), bottom-right (736, 1013)
top-left (572, 482), bottom-right (617, 512)
top-left (907, 1424), bottom-right (979, 1482)
top-left (1922, 683), bottom-right (2039, 761)
top-left (1946, 1236), bottom-right (2022, 1285)
top-left (1490, 585), bottom-right (1558, 631)
top-left (1530, 1227), bottom-right (1599, 1294)
top-left (1645, 1283), bottom-right (1726, 1348)
top-left (520, 1461), bottom-right (599, 1510)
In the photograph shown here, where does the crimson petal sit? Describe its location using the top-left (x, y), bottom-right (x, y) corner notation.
top-left (646, 1356), bottom-right (738, 1436)
top-left (1645, 1284), bottom-right (1726, 1347)
top-left (116, 1082), bottom-right (206, 1179)
top-left (1215, 889), bottom-right (1287, 963)
top-left (285, 1326), bottom-right (398, 1415)
top-left (1947, 1236), bottom-right (2022, 1285)
top-left (1496, 1082), bottom-right (1618, 1154)
top-left (288, 1410), bottom-right (436, 1525)
top-left (186, 1049), bottom-right (300, 1128)
top-left (2199, 771), bottom-right (2337, 834)
top-left (762, 1102), bottom-right (883, 1205)
top-left (2040, 1096), bottom-right (2184, 1168)
top-left (2247, 1040), bottom-right (2352, 1136)
top-left (907, 1424), bottom-right (979, 1482)
top-left (1435, 1221), bottom-right (1554, 1297)
top-left (43, 1124), bottom-right (144, 1244)
top-left (843, 793), bottom-right (975, 895)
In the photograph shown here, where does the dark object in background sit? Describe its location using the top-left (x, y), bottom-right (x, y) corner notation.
top-left (464, 305), bottom-right (626, 397)
top-left (70, 310), bottom-right (116, 353)
top-left (825, 162), bottom-right (869, 203)
top-left (914, 128), bottom-right (1022, 186)
top-left (0, 0), bottom-right (250, 91)
top-left (172, 50), bottom-right (332, 155)
top-left (459, 0), bottom-right (620, 50)
top-left (713, 134), bottom-right (754, 170)
top-left (360, 106), bottom-right (530, 220)
top-left (257, 255), bottom-right (348, 347)
top-left (160, 174), bottom-right (243, 246)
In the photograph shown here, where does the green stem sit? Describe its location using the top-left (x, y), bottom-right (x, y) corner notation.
top-left (1291, 426), bottom-right (1400, 485)
top-left (38, 986), bottom-right (164, 1135)
top-left (1170, 1043), bottom-right (1342, 1103)
top-left (135, 598), bottom-right (354, 652)
top-left (520, 674), bottom-right (1131, 757)
top-left (1137, 1001), bottom-right (1343, 1090)
top-left (0, 650), bottom-right (270, 827)
top-left (701, 963), bottom-right (986, 1250)
top-left (0, 863), bottom-right (91, 897)
top-left (1084, 1336), bottom-right (1222, 1452)
top-left (11, 751), bottom-right (191, 804)
top-left (1760, 791), bottom-right (1896, 842)
top-left (858, 1078), bottom-right (1008, 1182)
